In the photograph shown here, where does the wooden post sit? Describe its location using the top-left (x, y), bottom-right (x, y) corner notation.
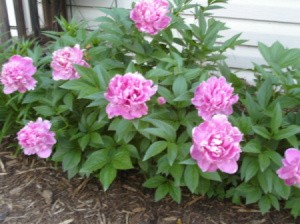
top-left (0, 0), bottom-right (11, 44)
top-left (13, 0), bottom-right (27, 38)
top-left (42, 0), bottom-right (67, 31)
top-left (42, 0), bottom-right (52, 30)
top-left (29, 0), bottom-right (40, 38)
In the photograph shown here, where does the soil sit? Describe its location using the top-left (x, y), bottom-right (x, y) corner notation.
top-left (0, 144), bottom-right (299, 224)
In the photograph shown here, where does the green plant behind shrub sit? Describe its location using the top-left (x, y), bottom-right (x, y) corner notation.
top-left (0, 0), bottom-right (299, 217)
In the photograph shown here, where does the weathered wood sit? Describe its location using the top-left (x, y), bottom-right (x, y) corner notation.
top-left (29, 0), bottom-right (41, 38)
top-left (42, 0), bottom-right (52, 29)
top-left (42, 0), bottom-right (67, 31)
top-left (13, 0), bottom-right (26, 38)
top-left (0, 0), bottom-right (11, 44)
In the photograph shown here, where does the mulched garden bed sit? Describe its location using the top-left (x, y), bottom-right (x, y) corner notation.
top-left (0, 143), bottom-right (298, 224)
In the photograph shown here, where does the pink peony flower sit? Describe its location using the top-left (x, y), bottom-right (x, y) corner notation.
top-left (277, 148), bottom-right (300, 187)
top-left (191, 76), bottom-right (239, 120)
top-left (157, 96), bottom-right (166, 105)
top-left (17, 118), bottom-right (56, 158)
top-left (105, 72), bottom-right (158, 120)
top-left (191, 114), bottom-right (243, 174)
top-left (51, 44), bottom-right (89, 80)
top-left (0, 55), bottom-right (37, 94)
top-left (130, 0), bottom-right (171, 35)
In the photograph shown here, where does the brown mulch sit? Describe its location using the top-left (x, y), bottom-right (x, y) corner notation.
top-left (0, 145), bottom-right (299, 224)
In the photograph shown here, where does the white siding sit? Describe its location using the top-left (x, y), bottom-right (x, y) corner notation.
top-left (7, 0), bottom-right (300, 70)
top-left (67, 0), bottom-right (300, 70)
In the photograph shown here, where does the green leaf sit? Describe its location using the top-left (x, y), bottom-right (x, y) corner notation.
top-left (252, 126), bottom-right (271, 139)
top-left (110, 119), bottom-right (134, 143)
top-left (180, 158), bottom-right (197, 165)
top-left (168, 184), bottom-right (182, 203)
top-left (34, 105), bottom-right (55, 117)
top-left (141, 117), bottom-right (177, 142)
top-left (99, 164), bottom-right (117, 191)
top-left (169, 163), bottom-right (184, 186)
top-left (257, 169), bottom-right (274, 193)
top-left (172, 75), bottom-right (187, 97)
top-left (200, 171), bottom-right (222, 182)
top-left (274, 125), bottom-right (300, 140)
top-left (220, 33), bottom-right (245, 51)
top-left (287, 135), bottom-right (299, 149)
top-left (257, 78), bottom-right (272, 108)
top-left (184, 165), bottom-right (200, 193)
top-left (268, 194), bottom-right (280, 210)
top-left (89, 132), bottom-right (103, 146)
top-left (197, 177), bottom-right (211, 195)
top-left (274, 178), bottom-right (291, 200)
top-left (264, 151), bottom-right (282, 166)
top-left (143, 141), bottom-right (168, 161)
top-left (112, 149), bottom-right (133, 170)
top-left (167, 143), bottom-right (178, 165)
top-left (245, 92), bottom-right (261, 121)
top-left (141, 128), bottom-right (171, 141)
top-left (270, 103), bottom-right (282, 133)
top-left (146, 68), bottom-right (172, 78)
top-left (78, 134), bottom-right (90, 151)
top-left (155, 183), bottom-right (169, 201)
top-left (62, 148), bottom-right (81, 171)
top-left (240, 157), bottom-right (259, 182)
top-left (52, 138), bottom-right (75, 162)
top-left (143, 175), bottom-right (167, 188)
top-left (80, 149), bottom-right (109, 173)
top-left (203, 19), bottom-right (226, 48)
top-left (258, 153), bottom-right (271, 172)
top-left (158, 86), bottom-right (174, 102)
top-left (285, 198), bottom-right (300, 218)
top-left (242, 139), bottom-right (261, 153)
top-left (245, 188), bottom-right (262, 205)
top-left (67, 166), bottom-right (79, 179)
top-left (258, 195), bottom-right (271, 214)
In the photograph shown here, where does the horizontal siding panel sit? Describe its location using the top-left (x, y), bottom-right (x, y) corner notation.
top-left (69, 0), bottom-right (300, 24)
top-left (184, 16), bottom-right (300, 48)
top-left (71, 6), bottom-right (300, 49)
top-left (67, 6), bottom-right (104, 28)
top-left (68, 0), bottom-right (131, 8)
top-left (192, 0), bottom-right (300, 23)
top-left (213, 4), bottom-right (300, 24)
top-left (225, 46), bottom-right (265, 69)
top-left (221, 18), bottom-right (300, 48)
top-left (68, 0), bottom-right (300, 70)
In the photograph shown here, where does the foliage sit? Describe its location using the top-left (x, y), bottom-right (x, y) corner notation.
top-left (0, 0), bottom-right (299, 217)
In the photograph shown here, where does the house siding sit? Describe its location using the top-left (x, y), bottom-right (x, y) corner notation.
top-left (66, 0), bottom-right (300, 71)
top-left (7, 0), bottom-right (300, 71)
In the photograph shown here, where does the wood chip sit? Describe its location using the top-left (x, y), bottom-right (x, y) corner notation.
top-left (41, 190), bottom-right (53, 205)
top-left (122, 184), bottom-right (137, 192)
top-left (184, 196), bottom-right (204, 208)
top-left (132, 207), bottom-right (145, 213)
top-left (9, 186), bottom-right (23, 196)
top-left (0, 158), bottom-right (6, 173)
top-left (163, 216), bottom-right (178, 221)
top-left (58, 219), bottom-right (74, 224)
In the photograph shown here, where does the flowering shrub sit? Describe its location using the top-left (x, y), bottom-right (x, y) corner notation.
top-left (130, 0), bottom-right (171, 35)
top-left (51, 44), bottom-right (89, 80)
top-left (105, 72), bottom-right (157, 119)
top-left (277, 149), bottom-right (300, 187)
top-left (0, 55), bottom-right (37, 94)
top-left (17, 118), bottom-right (56, 158)
top-left (191, 76), bottom-right (239, 120)
top-left (191, 114), bottom-right (243, 174)
top-left (0, 0), bottom-right (299, 217)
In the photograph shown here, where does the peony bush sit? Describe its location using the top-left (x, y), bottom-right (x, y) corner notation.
top-left (0, 0), bottom-right (299, 217)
